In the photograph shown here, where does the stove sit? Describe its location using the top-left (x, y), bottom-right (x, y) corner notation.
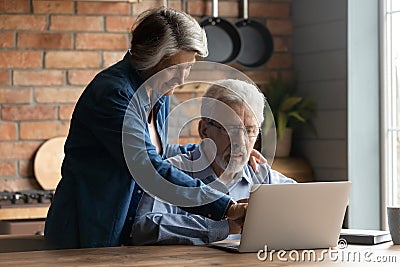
top-left (0, 190), bottom-right (54, 207)
top-left (0, 190), bottom-right (54, 235)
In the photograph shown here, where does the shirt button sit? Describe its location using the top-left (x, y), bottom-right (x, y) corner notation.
top-left (129, 217), bottom-right (133, 221)
top-left (207, 213), bottom-right (212, 218)
top-left (137, 190), bottom-right (142, 194)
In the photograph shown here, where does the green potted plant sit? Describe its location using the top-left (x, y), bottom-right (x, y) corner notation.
top-left (263, 76), bottom-right (317, 157)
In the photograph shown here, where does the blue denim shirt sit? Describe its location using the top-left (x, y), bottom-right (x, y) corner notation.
top-left (44, 52), bottom-right (231, 249)
top-left (130, 144), bottom-right (296, 245)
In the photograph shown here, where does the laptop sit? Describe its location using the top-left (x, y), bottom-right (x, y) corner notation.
top-left (210, 181), bottom-right (352, 253)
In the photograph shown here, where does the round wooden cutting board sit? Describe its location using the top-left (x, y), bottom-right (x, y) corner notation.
top-left (33, 136), bottom-right (67, 190)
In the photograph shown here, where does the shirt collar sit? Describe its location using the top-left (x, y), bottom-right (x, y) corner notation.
top-left (123, 50), bottom-right (166, 113)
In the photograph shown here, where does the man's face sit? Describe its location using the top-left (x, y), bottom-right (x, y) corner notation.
top-left (199, 102), bottom-right (260, 176)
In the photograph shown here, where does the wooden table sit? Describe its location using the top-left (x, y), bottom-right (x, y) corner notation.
top-left (0, 242), bottom-right (398, 266)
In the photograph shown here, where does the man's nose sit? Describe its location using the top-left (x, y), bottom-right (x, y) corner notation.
top-left (231, 142), bottom-right (246, 155)
top-left (231, 130), bottom-right (248, 145)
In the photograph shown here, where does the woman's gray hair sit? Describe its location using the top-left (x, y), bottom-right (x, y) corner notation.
top-left (130, 7), bottom-right (208, 70)
top-left (201, 79), bottom-right (266, 126)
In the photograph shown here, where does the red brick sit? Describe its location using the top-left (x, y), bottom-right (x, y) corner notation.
top-left (278, 70), bottom-right (294, 82)
top-left (0, 123), bottom-right (17, 140)
top-left (0, 88), bottom-right (31, 104)
top-left (267, 53), bottom-right (292, 69)
top-left (186, 69), bottom-right (237, 81)
top-left (176, 136), bottom-right (200, 146)
top-left (77, 1), bottom-right (130, 15)
top-left (168, 1), bottom-right (181, 10)
top-left (0, 0), bottom-right (30, 13)
top-left (267, 19), bottom-right (292, 35)
top-left (273, 36), bottom-right (291, 52)
top-left (18, 33), bottom-right (73, 49)
top-left (76, 33), bottom-right (129, 50)
top-left (0, 32), bottom-right (14, 48)
top-left (20, 121), bottom-right (70, 140)
top-left (33, 0), bottom-right (74, 14)
top-left (242, 70), bottom-right (277, 84)
top-left (14, 70), bottom-right (65, 86)
top-left (2, 105), bottom-right (57, 121)
top-left (0, 177), bottom-right (41, 191)
top-left (59, 104), bottom-right (75, 120)
top-left (0, 51), bottom-right (42, 69)
top-left (189, 119), bottom-right (200, 136)
top-left (46, 51), bottom-right (100, 69)
top-left (0, 71), bottom-right (10, 85)
top-left (68, 69), bottom-right (101, 86)
top-left (249, 2), bottom-right (290, 19)
top-left (177, 123), bottom-right (190, 137)
top-left (50, 15), bottom-right (103, 31)
top-left (132, 0), bottom-right (181, 13)
top-left (167, 0), bottom-right (181, 11)
top-left (18, 159), bottom-right (34, 177)
top-left (0, 141), bottom-right (41, 160)
top-left (133, 0), bottom-right (159, 14)
top-left (0, 15), bottom-right (47, 30)
top-left (187, 1), bottom-right (210, 16)
top-left (34, 87), bottom-right (83, 104)
top-left (174, 83), bottom-right (209, 94)
top-left (187, 0), bottom-right (238, 17)
top-left (173, 92), bottom-right (194, 103)
top-left (106, 16), bottom-right (136, 32)
top-left (0, 161), bottom-right (16, 176)
top-left (103, 51), bottom-right (126, 68)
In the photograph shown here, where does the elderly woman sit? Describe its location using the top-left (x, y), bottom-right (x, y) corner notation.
top-left (44, 7), bottom-right (262, 249)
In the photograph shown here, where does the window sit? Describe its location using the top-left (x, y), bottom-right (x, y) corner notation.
top-left (383, 0), bottom-right (400, 207)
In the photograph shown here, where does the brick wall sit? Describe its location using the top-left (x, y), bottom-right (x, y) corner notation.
top-left (0, 0), bottom-right (292, 191)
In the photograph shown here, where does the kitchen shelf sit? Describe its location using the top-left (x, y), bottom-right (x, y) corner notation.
top-left (0, 206), bottom-right (49, 220)
top-left (271, 157), bottom-right (314, 183)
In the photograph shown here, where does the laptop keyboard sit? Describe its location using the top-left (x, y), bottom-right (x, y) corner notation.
top-left (215, 241), bottom-right (240, 249)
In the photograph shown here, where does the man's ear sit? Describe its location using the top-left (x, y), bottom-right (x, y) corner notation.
top-left (198, 119), bottom-right (208, 139)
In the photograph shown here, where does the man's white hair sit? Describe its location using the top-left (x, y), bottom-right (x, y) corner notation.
top-left (201, 79), bottom-right (266, 126)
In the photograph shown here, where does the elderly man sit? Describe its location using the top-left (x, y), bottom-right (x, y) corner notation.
top-left (130, 79), bottom-right (295, 245)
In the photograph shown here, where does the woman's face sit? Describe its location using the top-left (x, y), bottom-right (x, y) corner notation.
top-left (150, 50), bottom-right (196, 96)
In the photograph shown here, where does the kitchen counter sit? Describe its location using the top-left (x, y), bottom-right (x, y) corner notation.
top-left (0, 241), bottom-right (398, 266)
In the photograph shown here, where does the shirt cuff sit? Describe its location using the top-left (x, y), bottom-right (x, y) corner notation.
top-left (206, 219), bottom-right (229, 243)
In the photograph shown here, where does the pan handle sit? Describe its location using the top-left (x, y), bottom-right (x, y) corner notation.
top-left (212, 0), bottom-right (218, 18)
top-left (243, 0), bottom-right (249, 20)
top-left (182, 0), bottom-right (188, 13)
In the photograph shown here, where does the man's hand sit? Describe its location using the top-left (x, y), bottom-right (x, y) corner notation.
top-left (249, 149), bottom-right (267, 173)
top-left (226, 198), bottom-right (249, 233)
top-left (225, 201), bottom-right (247, 221)
top-left (225, 198), bottom-right (248, 226)
top-left (228, 218), bottom-right (242, 234)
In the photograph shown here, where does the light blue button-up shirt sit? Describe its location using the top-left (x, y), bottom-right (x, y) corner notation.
top-left (131, 143), bottom-right (296, 245)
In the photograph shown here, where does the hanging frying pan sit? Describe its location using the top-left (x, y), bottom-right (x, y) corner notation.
top-left (235, 0), bottom-right (274, 67)
top-left (200, 0), bottom-right (241, 63)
